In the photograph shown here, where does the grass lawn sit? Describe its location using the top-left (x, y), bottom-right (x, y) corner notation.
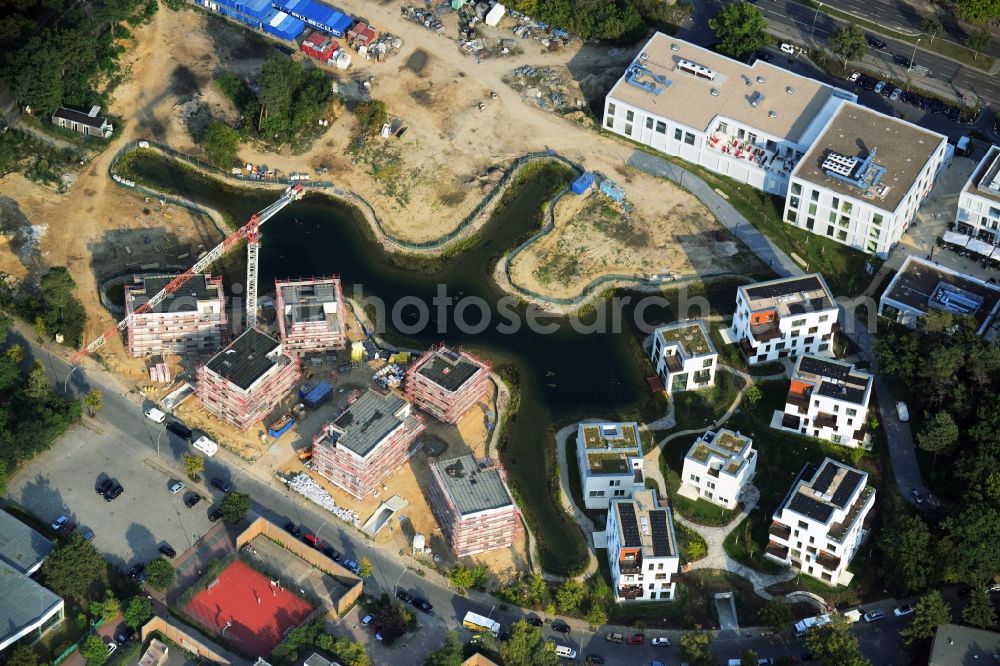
top-left (672, 370), bottom-right (744, 432)
top-left (565, 435), bottom-right (609, 529)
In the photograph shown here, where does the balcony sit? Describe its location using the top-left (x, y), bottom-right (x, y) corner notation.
top-left (816, 551), bottom-right (842, 571)
top-left (765, 541), bottom-right (790, 561)
top-left (768, 521), bottom-right (792, 541)
top-left (785, 391), bottom-right (810, 414)
top-left (617, 584), bottom-right (644, 600)
top-left (781, 413), bottom-right (801, 430)
top-left (814, 413), bottom-right (838, 430)
top-left (619, 562), bottom-right (642, 575)
top-left (692, 370), bottom-right (713, 385)
top-left (664, 354), bottom-right (683, 373)
top-left (705, 131), bottom-right (796, 177)
top-left (750, 321), bottom-right (782, 343)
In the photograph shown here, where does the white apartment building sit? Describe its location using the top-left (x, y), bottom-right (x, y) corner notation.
top-left (651, 320), bottom-right (718, 393)
top-left (765, 457), bottom-right (875, 586)
top-left (783, 102), bottom-right (949, 258)
top-left (680, 429), bottom-right (756, 509)
top-left (731, 274), bottom-right (838, 364)
top-left (879, 254), bottom-right (1000, 337)
top-left (576, 422), bottom-right (645, 510)
top-left (603, 33), bottom-right (855, 196)
top-left (605, 488), bottom-right (680, 602)
top-left (955, 144), bottom-right (1000, 246)
top-left (774, 355), bottom-right (873, 448)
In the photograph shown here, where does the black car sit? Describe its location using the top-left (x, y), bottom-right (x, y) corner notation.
top-left (159, 544), bottom-right (176, 559)
top-left (104, 483), bottom-right (124, 501)
top-left (211, 477), bottom-right (232, 493)
top-left (395, 590), bottom-right (414, 604)
top-left (115, 626), bottom-right (136, 645)
top-left (184, 493), bottom-right (202, 508)
top-left (587, 656), bottom-right (606, 665)
top-left (323, 545), bottom-right (342, 562)
top-left (284, 522), bottom-right (302, 537)
top-left (893, 54), bottom-right (912, 67)
top-left (411, 597), bottom-right (433, 613)
top-left (527, 616), bottom-right (544, 627)
top-left (127, 563), bottom-right (145, 579)
top-left (867, 35), bottom-right (888, 50)
top-left (208, 508), bottom-right (222, 522)
top-left (166, 420), bottom-right (193, 440)
top-left (553, 622), bottom-right (571, 635)
top-left (96, 478), bottom-right (113, 495)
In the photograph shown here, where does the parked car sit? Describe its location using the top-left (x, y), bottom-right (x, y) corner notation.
top-left (586, 656), bottom-right (606, 665)
top-left (411, 597), bottom-right (433, 613)
top-left (303, 533), bottom-right (323, 549)
top-left (284, 522), bottom-right (302, 537)
top-left (873, 81), bottom-right (886, 94)
top-left (81, 528), bottom-right (95, 541)
top-left (757, 51), bottom-right (774, 63)
top-left (395, 590), bottom-right (414, 604)
top-left (342, 559), bottom-right (360, 575)
top-left (554, 645), bottom-right (576, 659)
top-left (988, 583), bottom-right (1000, 593)
top-left (847, 71), bottom-right (860, 82)
top-left (106, 641), bottom-right (117, 656)
top-left (96, 478), bottom-right (113, 495)
top-left (166, 420), bottom-right (193, 440)
top-left (104, 483), bottom-right (124, 501)
top-left (626, 633), bottom-right (645, 645)
top-left (211, 477), bottom-right (232, 493)
top-left (208, 508), bottom-right (222, 522)
top-left (159, 544), bottom-right (177, 559)
top-left (51, 515), bottom-right (69, 531)
top-left (651, 637), bottom-right (671, 646)
top-left (894, 604), bottom-right (915, 616)
top-left (553, 622), bottom-right (571, 635)
top-left (360, 614), bottom-right (374, 626)
top-left (867, 35), bottom-right (888, 50)
top-left (893, 54), bottom-right (912, 67)
top-left (911, 488), bottom-right (925, 504)
top-left (184, 493), bottom-right (202, 508)
top-left (889, 87), bottom-right (902, 101)
top-left (323, 546), bottom-right (341, 562)
top-left (127, 563), bottom-right (145, 579)
top-left (605, 632), bottom-right (624, 643)
top-left (896, 401), bottom-right (910, 421)
top-left (528, 616), bottom-right (544, 627)
top-left (116, 626), bottom-right (136, 645)
top-left (863, 609), bottom-right (886, 622)
top-left (169, 480), bottom-right (185, 495)
top-left (144, 407), bottom-right (166, 423)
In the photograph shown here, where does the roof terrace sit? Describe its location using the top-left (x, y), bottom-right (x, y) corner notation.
top-left (655, 321), bottom-right (716, 357)
top-left (581, 422), bottom-right (640, 450)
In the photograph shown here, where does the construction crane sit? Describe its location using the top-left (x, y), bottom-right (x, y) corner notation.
top-left (72, 184), bottom-right (306, 364)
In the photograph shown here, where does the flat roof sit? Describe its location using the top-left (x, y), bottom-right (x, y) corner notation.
top-left (0, 512), bottom-right (54, 574)
top-left (740, 274), bottom-right (835, 314)
top-left (127, 274), bottom-right (220, 312)
top-left (655, 320), bottom-right (716, 356)
top-left (204, 328), bottom-right (284, 390)
top-left (794, 355), bottom-right (872, 406)
top-left (329, 390), bottom-right (409, 458)
top-left (276, 278), bottom-right (342, 326)
top-left (432, 455), bottom-right (514, 516)
top-left (795, 102), bottom-right (945, 212)
top-left (0, 560), bottom-right (63, 648)
top-left (580, 423), bottom-right (643, 474)
top-left (688, 429), bottom-right (753, 473)
top-left (881, 255), bottom-right (1000, 329)
top-left (614, 489), bottom-right (676, 558)
top-left (415, 348), bottom-right (486, 392)
top-left (782, 458), bottom-right (868, 526)
top-left (930, 624), bottom-right (1000, 666)
top-left (607, 33), bottom-right (839, 142)
top-left (965, 145), bottom-right (1000, 204)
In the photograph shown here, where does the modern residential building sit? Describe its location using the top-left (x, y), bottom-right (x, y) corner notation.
top-left (196, 328), bottom-right (301, 431)
top-left (650, 320), bottom-right (718, 393)
top-left (124, 274), bottom-right (227, 358)
top-left (426, 454), bottom-right (519, 558)
top-left (575, 422), bottom-right (645, 510)
top-left (51, 105), bottom-right (113, 138)
top-left (311, 389), bottom-right (425, 499)
top-left (0, 513), bottom-right (64, 654)
top-left (274, 277), bottom-right (348, 354)
top-left (680, 429), bottom-right (756, 509)
top-left (955, 144), bottom-right (1000, 245)
top-left (879, 255), bottom-right (1000, 337)
top-left (605, 488), bottom-right (680, 602)
top-left (731, 274), bottom-right (838, 364)
top-left (775, 355), bottom-right (873, 447)
top-left (603, 33), bottom-right (855, 196)
top-left (928, 624), bottom-right (1000, 666)
top-left (405, 346), bottom-right (491, 424)
top-left (783, 102), bottom-right (949, 258)
top-left (765, 457), bottom-right (875, 586)
top-left (0, 511), bottom-right (54, 576)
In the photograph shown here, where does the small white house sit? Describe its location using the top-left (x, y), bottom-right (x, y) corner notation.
top-left (576, 422), bottom-right (644, 510)
top-left (651, 320), bottom-right (717, 393)
top-left (680, 429), bottom-right (756, 509)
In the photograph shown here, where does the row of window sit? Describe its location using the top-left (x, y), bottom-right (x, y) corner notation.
top-left (605, 103), bottom-right (695, 145)
top-left (589, 489), bottom-right (629, 497)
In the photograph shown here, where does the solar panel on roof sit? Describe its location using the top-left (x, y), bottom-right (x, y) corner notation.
top-left (618, 503), bottom-right (641, 547)
top-left (821, 152), bottom-right (858, 177)
top-left (649, 510), bottom-right (672, 557)
top-left (788, 493), bottom-right (834, 523)
top-left (831, 470), bottom-right (863, 508)
top-left (744, 276), bottom-right (823, 301)
top-left (811, 463), bottom-right (838, 495)
top-left (799, 356), bottom-right (849, 380)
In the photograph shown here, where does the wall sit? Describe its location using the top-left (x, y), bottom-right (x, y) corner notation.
top-left (140, 616), bottom-right (243, 665)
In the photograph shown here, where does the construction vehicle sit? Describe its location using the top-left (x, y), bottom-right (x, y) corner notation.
top-left (73, 185), bottom-right (305, 363)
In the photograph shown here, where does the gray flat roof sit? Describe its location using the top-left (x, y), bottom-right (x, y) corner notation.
top-left (127, 274), bottom-right (220, 312)
top-left (433, 455), bottom-right (513, 516)
top-left (330, 390), bottom-right (409, 458)
top-left (930, 624), bottom-right (1000, 666)
top-left (795, 356), bottom-right (871, 406)
top-left (204, 328), bottom-right (284, 390)
top-left (0, 560), bottom-right (63, 648)
top-left (52, 106), bottom-right (106, 128)
top-left (795, 102), bottom-right (945, 212)
top-left (416, 349), bottom-right (486, 392)
top-left (276, 278), bottom-right (342, 326)
top-left (882, 255), bottom-right (1000, 329)
top-left (0, 512), bottom-right (54, 574)
top-left (965, 145), bottom-right (1000, 204)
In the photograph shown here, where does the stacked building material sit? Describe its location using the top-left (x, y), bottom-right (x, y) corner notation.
top-left (284, 472), bottom-right (360, 526)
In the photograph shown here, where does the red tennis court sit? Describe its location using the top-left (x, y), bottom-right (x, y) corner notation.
top-left (182, 560), bottom-right (313, 656)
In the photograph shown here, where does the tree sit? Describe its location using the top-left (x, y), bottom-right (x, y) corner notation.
top-left (759, 600), bottom-right (793, 630)
top-left (84, 389), bottom-right (102, 417)
top-left (741, 649), bottom-right (759, 666)
top-left (940, 503), bottom-right (1000, 586)
top-left (25, 361), bottom-right (50, 400)
top-left (708, 2), bottom-right (769, 60)
top-left (89, 589), bottom-right (120, 622)
top-left (900, 591), bottom-right (951, 648)
top-left (968, 27), bottom-right (992, 61)
top-left (743, 383), bottom-right (762, 408)
top-left (33, 315), bottom-right (47, 341)
top-left (585, 604), bottom-right (607, 628)
top-left (358, 557), bottom-right (372, 579)
top-left (40, 533), bottom-right (106, 599)
top-left (221, 491), bottom-right (251, 523)
top-left (917, 411), bottom-right (959, 468)
top-left (354, 99), bottom-right (388, 136)
top-left (425, 630), bottom-right (463, 666)
top-left (373, 600), bottom-right (413, 643)
top-left (145, 558), bottom-right (175, 590)
top-left (679, 630), bottom-right (714, 666)
top-left (921, 15), bottom-right (944, 43)
top-left (0, 459), bottom-right (7, 496)
top-left (830, 23), bottom-right (867, 66)
top-left (529, 573), bottom-right (547, 607)
top-left (956, 0), bottom-right (1000, 24)
top-left (199, 120), bottom-right (241, 168)
top-left (80, 633), bottom-right (109, 665)
top-left (450, 565), bottom-right (488, 591)
top-left (879, 511), bottom-right (935, 595)
top-left (804, 614), bottom-right (870, 666)
top-left (332, 637), bottom-right (372, 666)
top-left (962, 588), bottom-right (998, 629)
top-left (501, 619), bottom-right (559, 666)
top-left (5, 645), bottom-right (40, 666)
top-left (556, 578), bottom-right (586, 614)
top-left (183, 454), bottom-right (204, 480)
top-left (124, 595), bottom-right (154, 629)
top-left (6, 343), bottom-right (23, 364)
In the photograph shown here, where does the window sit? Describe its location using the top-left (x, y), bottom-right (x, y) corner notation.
top-left (828, 211), bottom-right (837, 223)
top-left (607, 103), bottom-right (616, 116)
top-left (718, 121), bottom-right (728, 134)
top-left (846, 408), bottom-right (857, 417)
top-left (684, 132), bottom-right (696, 145)
top-left (798, 521), bottom-right (808, 529)
top-left (626, 110), bottom-right (634, 122)
top-left (791, 183), bottom-right (802, 195)
top-left (808, 203), bottom-right (817, 216)
top-left (737, 128), bottom-right (746, 139)
top-left (819, 315), bottom-right (829, 322)
top-left (609, 480), bottom-right (621, 487)
top-left (792, 318), bottom-right (806, 327)
top-left (818, 343), bottom-right (829, 351)
top-left (806, 218), bottom-right (814, 230)
top-left (674, 128), bottom-right (683, 140)
top-left (655, 120), bottom-right (666, 134)
top-left (655, 573), bottom-right (667, 580)
top-left (826, 225), bottom-right (834, 237)
top-left (793, 529), bottom-right (800, 537)
top-left (837, 230), bottom-right (848, 241)
top-left (789, 196), bottom-right (800, 209)
top-left (657, 563), bottom-right (664, 570)
top-left (811, 190), bottom-right (819, 202)
top-left (589, 490), bottom-right (604, 497)
top-left (808, 326), bottom-right (818, 333)
top-left (748, 132), bottom-right (757, 144)
top-left (625, 124), bottom-right (633, 136)
top-left (605, 116), bottom-right (614, 128)
top-left (821, 572), bottom-right (833, 582)
top-left (826, 543), bottom-right (837, 553)
top-left (707, 481), bottom-right (716, 490)
top-left (703, 359), bottom-right (713, 368)
top-left (804, 336), bottom-right (814, 345)
top-left (786, 210), bottom-right (798, 223)
top-left (809, 536), bottom-right (815, 544)
top-left (648, 563), bottom-right (655, 571)
top-left (843, 202), bottom-right (853, 214)
top-left (645, 117), bottom-right (654, 130)
top-left (872, 213), bottom-right (883, 227)
top-left (831, 196), bottom-right (840, 209)
top-left (613, 489), bottom-right (627, 497)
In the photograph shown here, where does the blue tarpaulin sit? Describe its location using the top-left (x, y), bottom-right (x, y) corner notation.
top-left (299, 380), bottom-right (333, 407)
top-left (215, 0), bottom-right (271, 19)
top-left (272, 0), bottom-right (353, 36)
top-left (263, 8), bottom-right (305, 39)
top-left (571, 172), bottom-right (594, 195)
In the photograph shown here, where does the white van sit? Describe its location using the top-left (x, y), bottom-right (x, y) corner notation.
top-left (554, 645), bottom-right (576, 659)
top-left (144, 407), bottom-right (166, 423)
top-left (780, 42), bottom-right (797, 54)
top-left (896, 401), bottom-right (910, 422)
top-left (192, 435), bottom-right (218, 457)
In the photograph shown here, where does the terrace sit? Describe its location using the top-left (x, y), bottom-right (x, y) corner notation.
top-left (786, 390), bottom-right (811, 413)
top-left (617, 584), bottom-right (644, 600)
top-left (582, 424), bottom-right (639, 450)
top-left (766, 541), bottom-right (790, 561)
top-left (828, 486), bottom-right (875, 542)
top-left (816, 551), bottom-right (842, 571)
top-left (619, 551), bottom-right (643, 575)
top-left (714, 431), bottom-right (749, 455)
top-left (587, 452), bottom-right (633, 475)
top-left (749, 320), bottom-right (782, 342)
top-left (769, 521), bottom-right (791, 541)
top-left (705, 128), bottom-right (799, 179)
top-left (813, 413), bottom-right (838, 430)
top-left (657, 323), bottom-right (714, 356)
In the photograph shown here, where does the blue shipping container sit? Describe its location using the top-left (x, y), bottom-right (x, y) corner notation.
top-left (302, 381), bottom-right (333, 407)
top-left (268, 417), bottom-right (297, 439)
top-left (600, 179), bottom-right (626, 202)
top-left (272, 0), bottom-right (353, 36)
top-left (264, 8), bottom-right (305, 40)
top-left (571, 172), bottom-right (594, 195)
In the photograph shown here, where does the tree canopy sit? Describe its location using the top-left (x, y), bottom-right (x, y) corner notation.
top-left (504, 0), bottom-right (643, 40)
top-left (199, 121), bottom-right (241, 168)
top-left (501, 620), bottom-right (558, 666)
top-left (709, 2), bottom-right (769, 60)
top-left (40, 533), bottom-right (106, 599)
top-left (678, 631), bottom-right (714, 666)
top-left (145, 558), bottom-right (175, 590)
top-left (804, 614), bottom-right (871, 666)
top-left (878, 508), bottom-right (936, 596)
top-left (425, 630), bottom-right (463, 666)
top-left (124, 596), bottom-right (154, 629)
top-left (830, 23), bottom-right (867, 65)
top-left (221, 491), bottom-right (251, 523)
top-left (955, 0), bottom-right (1000, 24)
top-left (900, 591), bottom-right (951, 648)
top-left (962, 588), bottom-right (998, 629)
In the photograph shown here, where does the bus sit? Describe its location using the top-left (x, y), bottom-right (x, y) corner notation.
top-left (463, 611), bottom-right (500, 637)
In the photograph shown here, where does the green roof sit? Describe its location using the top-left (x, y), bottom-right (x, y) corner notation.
top-left (656, 322), bottom-right (714, 356)
top-left (582, 423), bottom-right (640, 450)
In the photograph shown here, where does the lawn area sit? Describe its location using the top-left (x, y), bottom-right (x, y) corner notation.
top-left (565, 434), bottom-right (609, 529)
top-left (672, 369), bottom-right (745, 432)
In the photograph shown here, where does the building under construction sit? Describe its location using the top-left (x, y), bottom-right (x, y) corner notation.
top-left (427, 454), bottom-right (519, 558)
top-left (196, 328), bottom-right (300, 431)
top-left (274, 277), bottom-right (348, 355)
top-left (311, 389), bottom-right (425, 499)
top-left (124, 274), bottom-right (227, 357)
top-left (405, 346), bottom-right (491, 424)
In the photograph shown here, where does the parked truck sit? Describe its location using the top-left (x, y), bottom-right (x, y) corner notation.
top-left (463, 611), bottom-right (500, 637)
top-left (794, 614), bottom-right (831, 637)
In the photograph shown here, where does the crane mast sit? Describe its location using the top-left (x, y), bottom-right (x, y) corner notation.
top-left (72, 184), bottom-right (305, 364)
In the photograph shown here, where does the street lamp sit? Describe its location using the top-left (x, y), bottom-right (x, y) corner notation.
top-left (909, 36), bottom-right (922, 72)
top-left (63, 364), bottom-right (80, 395)
top-left (392, 563), bottom-right (407, 597)
top-left (811, 3), bottom-right (824, 37)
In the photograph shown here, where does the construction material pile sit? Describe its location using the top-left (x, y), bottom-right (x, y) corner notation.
top-left (284, 472), bottom-right (360, 527)
top-left (373, 363), bottom-right (404, 389)
top-left (401, 5), bottom-right (443, 32)
top-left (506, 65), bottom-right (583, 112)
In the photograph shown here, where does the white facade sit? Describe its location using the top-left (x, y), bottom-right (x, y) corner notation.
top-left (680, 429), bottom-right (756, 509)
top-left (603, 33), bottom-right (854, 196)
top-left (783, 103), bottom-right (949, 258)
top-left (576, 422), bottom-right (645, 510)
top-left (651, 320), bottom-right (717, 393)
top-left (731, 274), bottom-right (838, 365)
top-left (774, 355), bottom-right (873, 448)
top-left (605, 489), bottom-right (680, 602)
top-left (956, 145), bottom-right (1000, 245)
top-left (765, 458), bottom-right (875, 586)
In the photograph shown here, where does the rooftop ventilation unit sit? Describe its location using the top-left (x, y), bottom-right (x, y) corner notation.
top-left (756, 75), bottom-right (766, 83)
top-left (677, 58), bottom-right (716, 81)
top-left (786, 86), bottom-right (795, 94)
top-left (821, 147), bottom-right (887, 194)
top-left (930, 283), bottom-right (984, 315)
top-left (710, 88), bottom-right (720, 96)
top-left (769, 111), bottom-right (778, 118)
top-left (750, 91), bottom-right (764, 107)
top-left (670, 43), bottom-right (680, 51)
